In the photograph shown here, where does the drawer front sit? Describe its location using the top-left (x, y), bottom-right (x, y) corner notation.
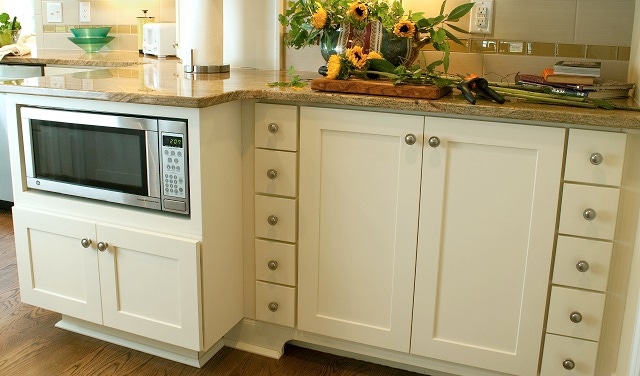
top-left (540, 334), bottom-right (598, 376)
top-left (255, 148), bottom-right (298, 198)
top-left (255, 239), bottom-right (296, 286)
top-left (255, 103), bottom-right (298, 152)
top-left (256, 281), bottom-right (296, 327)
top-left (255, 195), bottom-right (297, 243)
top-left (552, 236), bottom-right (612, 292)
top-left (546, 286), bottom-right (606, 341)
top-left (565, 129), bottom-right (626, 186)
top-left (558, 183), bottom-right (620, 240)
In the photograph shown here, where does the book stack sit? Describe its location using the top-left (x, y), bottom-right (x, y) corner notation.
top-left (541, 61), bottom-right (602, 86)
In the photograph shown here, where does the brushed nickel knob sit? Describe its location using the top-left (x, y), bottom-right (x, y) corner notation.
top-left (583, 208), bottom-right (597, 221)
top-left (405, 134), bottom-right (417, 145)
top-left (267, 260), bottom-right (279, 270)
top-left (267, 169), bottom-right (278, 180)
top-left (267, 215), bottom-right (279, 226)
top-left (576, 260), bottom-right (590, 272)
top-left (80, 238), bottom-right (92, 248)
top-left (570, 311), bottom-right (583, 323)
top-left (590, 152), bottom-right (604, 165)
top-left (97, 242), bottom-right (109, 252)
top-left (268, 123), bottom-right (279, 134)
top-left (428, 136), bottom-right (440, 148)
top-left (563, 359), bottom-right (575, 370)
top-left (268, 302), bottom-right (279, 312)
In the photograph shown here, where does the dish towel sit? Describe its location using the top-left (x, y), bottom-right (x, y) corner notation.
top-left (0, 42), bottom-right (31, 61)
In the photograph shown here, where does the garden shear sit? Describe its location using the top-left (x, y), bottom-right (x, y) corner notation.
top-left (457, 74), bottom-right (505, 105)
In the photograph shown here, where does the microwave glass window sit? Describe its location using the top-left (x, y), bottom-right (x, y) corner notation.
top-left (30, 120), bottom-right (148, 195)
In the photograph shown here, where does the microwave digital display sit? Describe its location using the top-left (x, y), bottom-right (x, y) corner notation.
top-left (163, 135), bottom-right (183, 148)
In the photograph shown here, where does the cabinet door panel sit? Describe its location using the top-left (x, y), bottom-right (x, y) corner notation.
top-left (97, 224), bottom-right (201, 350)
top-left (13, 207), bottom-right (102, 324)
top-left (412, 118), bottom-right (565, 376)
top-left (298, 107), bottom-right (423, 352)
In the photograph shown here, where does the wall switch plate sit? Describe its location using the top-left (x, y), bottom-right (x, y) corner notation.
top-left (46, 2), bottom-right (63, 23)
top-left (469, 0), bottom-right (494, 34)
top-left (79, 2), bottom-right (91, 23)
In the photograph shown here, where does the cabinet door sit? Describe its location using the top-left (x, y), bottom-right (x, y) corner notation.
top-left (412, 118), bottom-right (565, 376)
top-left (97, 224), bottom-right (202, 350)
top-left (298, 107), bottom-right (423, 352)
top-left (13, 207), bottom-right (102, 323)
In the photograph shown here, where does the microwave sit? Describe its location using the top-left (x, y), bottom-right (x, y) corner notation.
top-left (20, 107), bottom-right (189, 215)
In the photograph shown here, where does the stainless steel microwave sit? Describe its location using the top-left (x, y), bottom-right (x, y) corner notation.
top-left (20, 106), bottom-right (189, 215)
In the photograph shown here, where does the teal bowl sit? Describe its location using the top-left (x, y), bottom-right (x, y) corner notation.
top-left (68, 36), bottom-right (115, 53)
top-left (70, 26), bottom-right (111, 38)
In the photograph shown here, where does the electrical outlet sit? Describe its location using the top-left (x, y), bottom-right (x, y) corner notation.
top-left (469, 0), bottom-right (493, 34)
top-left (46, 2), bottom-right (63, 23)
top-left (79, 2), bottom-right (91, 23)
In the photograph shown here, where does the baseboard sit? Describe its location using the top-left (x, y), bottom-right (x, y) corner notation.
top-left (0, 200), bottom-right (13, 210)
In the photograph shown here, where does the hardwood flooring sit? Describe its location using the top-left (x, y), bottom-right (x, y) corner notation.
top-left (0, 208), bottom-right (423, 376)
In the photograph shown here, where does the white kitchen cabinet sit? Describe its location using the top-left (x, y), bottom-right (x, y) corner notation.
top-left (13, 206), bottom-right (202, 350)
top-left (298, 107), bottom-right (424, 352)
top-left (411, 118), bottom-right (566, 376)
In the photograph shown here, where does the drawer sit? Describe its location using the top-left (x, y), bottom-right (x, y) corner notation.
top-left (255, 239), bottom-right (297, 287)
top-left (255, 148), bottom-right (298, 198)
top-left (255, 103), bottom-right (298, 152)
top-left (256, 281), bottom-right (296, 327)
top-left (255, 195), bottom-right (297, 243)
top-left (552, 236), bottom-right (612, 292)
top-left (558, 183), bottom-right (620, 240)
top-left (565, 129), bottom-right (626, 186)
top-left (546, 286), bottom-right (605, 341)
top-left (540, 334), bottom-right (598, 376)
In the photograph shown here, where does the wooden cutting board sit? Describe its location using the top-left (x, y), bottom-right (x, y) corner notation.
top-left (310, 78), bottom-right (451, 99)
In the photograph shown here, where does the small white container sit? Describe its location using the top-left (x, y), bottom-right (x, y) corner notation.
top-left (142, 23), bottom-right (176, 58)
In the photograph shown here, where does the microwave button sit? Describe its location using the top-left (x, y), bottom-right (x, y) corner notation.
top-left (164, 199), bottom-right (186, 212)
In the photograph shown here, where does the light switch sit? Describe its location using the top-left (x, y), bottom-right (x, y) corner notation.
top-left (46, 2), bottom-right (63, 23)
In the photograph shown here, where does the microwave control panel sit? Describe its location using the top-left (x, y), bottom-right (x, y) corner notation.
top-left (161, 132), bottom-right (186, 199)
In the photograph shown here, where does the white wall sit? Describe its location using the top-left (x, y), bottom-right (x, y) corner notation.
top-left (630, 0), bottom-right (640, 103)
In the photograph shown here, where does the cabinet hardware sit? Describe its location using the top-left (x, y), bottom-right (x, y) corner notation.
top-left (562, 358), bottom-right (575, 370)
top-left (268, 302), bottom-right (279, 312)
top-left (590, 152), bottom-right (604, 165)
top-left (405, 134), bottom-right (417, 145)
top-left (267, 169), bottom-right (278, 180)
top-left (576, 260), bottom-right (590, 272)
top-left (428, 136), bottom-right (441, 148)
top-left (267, 215), bottom-right (279, 226)
top-left (97, 241), bottom-right (109, 252)
top-left (267, 260), bottom-right (279, 270)
top-left (80, 238), bottom-right (92, 248)
top-left (569, 311), bottom-right (583, 323)
top-left (268, 123), bottom-right (279, 134)
top-left (583, 208), bottom-right (597, 221)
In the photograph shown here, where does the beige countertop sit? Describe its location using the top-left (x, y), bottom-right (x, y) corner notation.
top-left (1, 50), bottom-right (640, 129)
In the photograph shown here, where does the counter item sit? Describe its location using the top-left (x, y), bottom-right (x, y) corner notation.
top-left (142, 23), bottom-right (176, 58)
top-left (137, 10), bottom-right (155, 53)
top-left (457, 76), bottom-right (505, 105)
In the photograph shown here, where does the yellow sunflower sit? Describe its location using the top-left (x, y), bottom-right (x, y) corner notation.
top-left (346, 46), bottom-right (367, 69)
top-left (367, 50), bottom-right (383, 60)
top-left (348, 2), bottom-right (368, 21)
top-left (327, 54), bottom-right (345, 79)
top-left (393, 20), bottom-right (416, 38)
top-left (311, 7), bottom-right (328, 29)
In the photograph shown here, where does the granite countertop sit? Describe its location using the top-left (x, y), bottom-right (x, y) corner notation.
top-left (1, 50), bottom-right (640, 129)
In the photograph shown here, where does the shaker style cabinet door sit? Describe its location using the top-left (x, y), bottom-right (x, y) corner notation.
top-left (297, 107), bottom-right (423, 352)
top-left (411, 118), bottom-right (565, 376)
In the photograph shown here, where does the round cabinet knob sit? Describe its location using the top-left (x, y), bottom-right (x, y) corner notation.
top-left (268, 302), bottom-right (279, 312)
top-left (583, 208), bottom-right (597, 221)
top-left (97, 242), bottom-right (109, 252)
top-left (563, 359), bottom-right (576, 370)
top-left (405, 134), bottom-right (417, 145)
top-left (428, 136), bottom-right (441, 148)
top-left (80, 238), bottom-right (92, 248)
top-left (570, 311), bottom-right (583, 323)
top-left (267, 169), bottom-right (278, 180)
top-left (267, 123), bottom-right (279, 134)
top-left (267, 215), bottom-right (279, 226)
top-left (267, 260), bottom-right (279, 270)
top-left (576, 260), bottom-right (590, 272)
top-left (590, 152), bottom-right (604, 165)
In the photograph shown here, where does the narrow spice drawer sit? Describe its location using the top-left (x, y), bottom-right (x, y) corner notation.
top-left (256, 281), bottom-right (296, 327)
top-left (546, 286), bottom-right (606, 341)
top-left (255, 103), bottom-right (299, 152)
top-left (540, 333), bottom-right (598, 376)
top-left (255, 239), bottom-right (297, 287)
top-left (255, 195), bottom-right (297, 243)
top-left (552, 236), bottom-right (612, 292)
top-left (564, 129), bottom-right (626, 187)
top-left (255, 148), bottom-right (298, 198)
top-left (558, 183), bottom-right (620, 240)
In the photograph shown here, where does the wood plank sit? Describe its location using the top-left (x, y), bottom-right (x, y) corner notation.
top-left (310, 78), bottom-right (451, 99)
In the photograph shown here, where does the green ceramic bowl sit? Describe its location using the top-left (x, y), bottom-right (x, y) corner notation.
top-left (70, 27), bottom-right (111, 38)
top-left (0, 29), bottom-right (20, 47)
top-left (68, 36), bottom-right (115, 53)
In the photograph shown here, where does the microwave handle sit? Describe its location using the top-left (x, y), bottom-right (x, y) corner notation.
top-left (146, 130), bottom-right (161, 198)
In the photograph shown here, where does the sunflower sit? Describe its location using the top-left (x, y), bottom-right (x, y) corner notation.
top-left (311, 6), bottom-right (328, 29)
top-left (393, 20), bottom-right (416, 38)
top-left (367, 50), bottom-right (383, 60)
top-left (327, 54), bottom-right (350, 79)
top-left (345, 46), bottom-right (367, 69)
top-left (348, 2), bottom-right (368, 22)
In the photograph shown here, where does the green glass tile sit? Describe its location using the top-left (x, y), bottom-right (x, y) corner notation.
top-left (499, 41), bottom-right (525, 55)
top-left (526, 42), bottom-right (556, 56)
top-left (556, 44), bottom-right (586, 58)
top-left (586, 45), bottom-right (617, 60)
top-left (618, 46), bottom-right (631, 61)
top-left (470, 39), bottom-right (497, 53)
top-left (449, 39), bottom-right (470, 53)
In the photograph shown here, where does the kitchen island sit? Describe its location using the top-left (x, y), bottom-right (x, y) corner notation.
top-left (2, 50), bottom-right (640, 376)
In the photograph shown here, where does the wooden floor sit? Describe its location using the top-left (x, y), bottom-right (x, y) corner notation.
top-left (0, 208), bottom-right (423, 376)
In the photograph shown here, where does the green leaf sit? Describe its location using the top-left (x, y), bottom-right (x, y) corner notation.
top-left (368, 59), bottom-right (398, 74)
top-left (446, 3), bottom-right (474, 22)
top-left (443, 28), bottom-right (463, 46)
top-left (445, 23), bottom-right (470, 34)
top-left (440, 0), bottom-right (447, 16)
top-left (432, 28), bottom-right (447, 43)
